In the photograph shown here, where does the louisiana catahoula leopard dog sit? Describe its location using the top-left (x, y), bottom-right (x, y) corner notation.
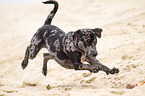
top-left (21, 0), bottom-right (119, 77)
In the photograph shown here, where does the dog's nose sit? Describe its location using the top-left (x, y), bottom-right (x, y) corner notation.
top-left (92, 52), bottom-right (98, 57)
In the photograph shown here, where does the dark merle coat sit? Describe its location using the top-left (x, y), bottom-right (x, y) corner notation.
top-left (21, 0), bottom-right (119, 76)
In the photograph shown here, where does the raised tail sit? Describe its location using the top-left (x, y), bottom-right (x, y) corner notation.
top-left (42, 0), bottom-right (58, 25)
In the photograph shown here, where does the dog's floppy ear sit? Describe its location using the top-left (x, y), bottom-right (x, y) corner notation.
top-left (73, 30), bottom-right (83, 40)
top-left (92, 28), bottom-right (103, 38)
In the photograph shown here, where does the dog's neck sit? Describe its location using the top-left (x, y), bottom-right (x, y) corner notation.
top-left (62, 32), bottom-right (84, 54)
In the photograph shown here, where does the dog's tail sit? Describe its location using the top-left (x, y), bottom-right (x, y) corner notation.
top-left (42, 0), bottom-right (58, 25)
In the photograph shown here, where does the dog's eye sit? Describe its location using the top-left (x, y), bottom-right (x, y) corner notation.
top-left (85, 41), bottom-right (89, 46)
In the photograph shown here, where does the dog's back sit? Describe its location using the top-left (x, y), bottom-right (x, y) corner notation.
top-left (21, 0), bottom-right (63, 69)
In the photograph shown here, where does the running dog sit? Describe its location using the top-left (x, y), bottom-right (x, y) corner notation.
top-left (21, 0), bottom-right (119, 76)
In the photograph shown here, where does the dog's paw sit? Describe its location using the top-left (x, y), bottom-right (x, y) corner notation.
top-left (106, 68), bottom-right (119, 75)
top-left (21, 60), bottom-right (28, 70)
top-left (110, 68), bottom-right (119, 74)
top-left (42, 67), bottom-right (47, 76)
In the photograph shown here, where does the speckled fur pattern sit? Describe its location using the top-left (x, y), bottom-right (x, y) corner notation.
top-left (21, 0), bottom-right (119, 76)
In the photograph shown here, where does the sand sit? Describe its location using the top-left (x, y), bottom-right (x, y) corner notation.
top-left (0, 0), bottom-right (145, 96)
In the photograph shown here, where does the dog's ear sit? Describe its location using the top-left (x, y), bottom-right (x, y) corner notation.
top-left (73, 30), bottom-right (83, 40)
top-left (92, 28), bottom-right (103, 38)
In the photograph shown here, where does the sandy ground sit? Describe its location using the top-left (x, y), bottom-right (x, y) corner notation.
top-left (0, 0), bottom-right (145, 96)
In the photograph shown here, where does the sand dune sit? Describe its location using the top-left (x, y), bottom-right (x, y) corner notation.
top-left (0, 0), bottom-right (145, 96)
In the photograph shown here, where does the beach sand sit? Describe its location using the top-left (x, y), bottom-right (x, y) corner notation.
top-left (0, 0), bottom-right (145, 95)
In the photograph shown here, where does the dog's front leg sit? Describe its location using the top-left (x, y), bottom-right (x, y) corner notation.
top-left (68, 52), bottom-right (104, 73)
top-left (85, 56), bottom-right (119, 75)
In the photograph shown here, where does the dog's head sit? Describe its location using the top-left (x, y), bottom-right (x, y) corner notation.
top-left (73, 28), bottom-right (102, 57)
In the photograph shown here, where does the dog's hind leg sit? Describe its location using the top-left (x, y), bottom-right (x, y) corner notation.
top-left (42, 53), bottom-right (53, 76)
top-left (21, 47), bottom-right (29, 70)
top-left (21, 33), bottom-right (44, 70)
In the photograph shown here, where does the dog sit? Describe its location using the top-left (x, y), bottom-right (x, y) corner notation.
top-left (21, 0), bottom-right (119, 76)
